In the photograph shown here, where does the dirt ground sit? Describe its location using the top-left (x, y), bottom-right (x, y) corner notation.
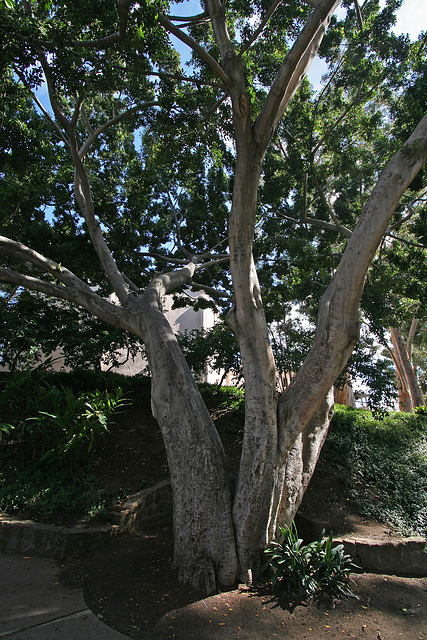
top-left (59, 399), bottom-right (427, 639)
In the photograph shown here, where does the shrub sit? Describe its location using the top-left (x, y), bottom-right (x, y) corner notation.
top-left (265, 523), bottom-right (358, 598)
top-left (0, 366), bottom-right (128, 462)
top-left (325, 406), bottom-right (427, 536)
top-left (0, 461), bottom-right (127, 521)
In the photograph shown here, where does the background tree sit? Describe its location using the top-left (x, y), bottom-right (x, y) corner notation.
top-left (0, 0), bottom-right (426, 593)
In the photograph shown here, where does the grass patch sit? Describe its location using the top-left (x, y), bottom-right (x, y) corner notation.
top-left (325, 406), bottom-right (427, 536)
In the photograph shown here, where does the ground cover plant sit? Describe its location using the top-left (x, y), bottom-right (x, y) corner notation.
top-left (0, 368), bottom-right (136, 521)
top-left (1, 369), bottom-right (426, 539)
top-left (325, 405), bottom-right (427, 537)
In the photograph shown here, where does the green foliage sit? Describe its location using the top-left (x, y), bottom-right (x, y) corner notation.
top-left (340, 329), bottom-right (398, 409)
top-left (0, 365), bottom-right (128, 461)
top-left (0, 366), bottom-right (135, 521)
top-left (0, 461), bottom-right (125, 521)
top-left (1, 0), bottom-right (425, 409)
top-left (178, 323), bottom-right (242, 385)
top-left (326, 406), bottom-right (427, 536)
top-left (0, 290), bottom-right (143, 373)
top-left (415, 405), bottom-right (427, 416)
top-left (265, 523), bottom-right (358, 598)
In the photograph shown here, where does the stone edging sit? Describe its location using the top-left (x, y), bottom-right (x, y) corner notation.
top-left (1, 479), bottom-right (426, 578)
top-left (0, 516), bottom-right (118, 559)
top-left (339, 536), bottom-right (427, 577)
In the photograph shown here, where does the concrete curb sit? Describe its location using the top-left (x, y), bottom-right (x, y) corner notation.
top-left (1, 480), bottom-right (426, 578)
top-left (0, 516), bottom-right (119, 559)
top-left (339, 536), bottom-right (427, 577)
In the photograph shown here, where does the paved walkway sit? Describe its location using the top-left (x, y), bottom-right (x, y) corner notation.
top-left (0, 551), bottom-right (130, 639)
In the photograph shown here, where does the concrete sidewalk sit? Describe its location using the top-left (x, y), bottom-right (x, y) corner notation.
top-left (0, 551), bottom-right (130, 639)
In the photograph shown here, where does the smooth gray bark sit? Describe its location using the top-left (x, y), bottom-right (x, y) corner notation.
top-left (127, 269), bottom-right (238, 592)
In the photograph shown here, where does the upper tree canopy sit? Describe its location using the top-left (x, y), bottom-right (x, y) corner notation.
top-left (0, 0), bottom-right (426, 380)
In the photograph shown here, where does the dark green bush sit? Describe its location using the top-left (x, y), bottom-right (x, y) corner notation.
top-left (0, 366), bottom-right (133, 521)
top-left (0, 459), bottom-right (126, 521)
top-left (325, 406), bottom-right (427, 536)
top-left (0, 366), bottom-right (128, 461)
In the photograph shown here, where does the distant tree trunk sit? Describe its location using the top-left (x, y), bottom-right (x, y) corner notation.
top-left (334, 376), bottom-right (356, 407)
top-left (390, 325), bottom-right (424, 411)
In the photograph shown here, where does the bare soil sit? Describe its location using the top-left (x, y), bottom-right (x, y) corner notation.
top-left (60, 399), bottom-right (427, 639)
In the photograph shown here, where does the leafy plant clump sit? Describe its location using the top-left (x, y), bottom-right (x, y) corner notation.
top-left (325, 406), bottom-right (427, 536)
top-left (0, 366), bottom-right (128, 461)
top-left (0, 366), bottom-right (131, 521)
top-left (265, 524), bottom-right (358, 598)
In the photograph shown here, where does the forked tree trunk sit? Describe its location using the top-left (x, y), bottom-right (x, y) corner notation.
top-left (2, 6), bottom-right (427, 601)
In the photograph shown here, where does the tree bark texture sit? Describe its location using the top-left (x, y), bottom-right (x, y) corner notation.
top-left (2, 3), bottom-right (427, 598)
top-left (126, 271), bottom-right (238, 593)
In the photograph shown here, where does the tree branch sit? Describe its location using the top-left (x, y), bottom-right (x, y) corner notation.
top-left (144, 262), bottom-right (198, 301)
top-left (13, 67), bottom-right (69, 146)
top-left (168, 192), bottom-right (194, 261)
top-left (278, 113), bottom-right (427, 451)
top-left (37, 53), bottom-right (71, 133)
top-left (407, 318), bottom-right (419, 357)
top-left (197, 256), bottom-right (230, 269)
top-left (0, 235), bottom-right (93, 292)
top-left (0, 266), bottom-right (129, 329)
top-left (69, 139), bottom-right (131, 305)
top-left (139, 251), bottom-right (188, 266)
top-left (312, 86), bottom-right (373, 155)
top-left (254, 0), bottom-right (341, 149)
top-left (190, 281), bottom-right (232, 299)
top-left (167, 11), bottom-right (208, 23)
top-left (30, 0), bottom-right (134, 50)
top-left (354, 0), bottom-right (364, 30)
top-left (71, 91), bottom-right (85, 130)
top-left (79, 103), bottom-right (157, 157)
top-left (311, 173), bottom-right (352, 238)
top-left (240, 0), bottom-right (284, 55)
top-left (140, 70), bottom-right (227, 90)
top-left (387, 233), bottom-right (426, 249)
top-left (157, 13), bottom-right (232, 87)
top-left (385, 200), bottom-right (419, 234)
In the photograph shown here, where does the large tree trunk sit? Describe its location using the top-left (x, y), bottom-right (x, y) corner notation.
top-left (228, 163), bottom-right (278, 582)
top-left (127, 268), bottom-right (238, 593)
top-left (276, 388), bottom-right (335, 528)
top-left (2, 3), bottom-right (427, 600)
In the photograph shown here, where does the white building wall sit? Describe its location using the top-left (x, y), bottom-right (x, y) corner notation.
top-left (103, 291), bottom-right (222, 383)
